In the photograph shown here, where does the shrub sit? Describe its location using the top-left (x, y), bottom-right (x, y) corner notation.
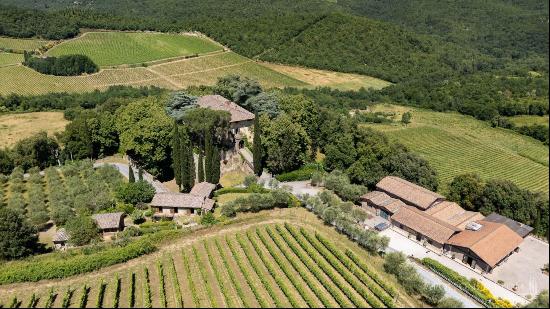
top-left (66, 216), bottom-right (99, 246)
top-left (116, 181), bottom-right (155, 205)
top-left (275, 163), bottom-right (323, 182)
top-left (130, 209), bottom-right (145, 224)
top-left (437, 297), bottom-right (464, 308)
top-left (423, 284), bottom-right (445, 306)
top-left (200, 211), bottom-right (218, 226)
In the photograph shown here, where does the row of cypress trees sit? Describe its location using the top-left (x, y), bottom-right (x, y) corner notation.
top-left (172, 123), bottom-right (221, 193)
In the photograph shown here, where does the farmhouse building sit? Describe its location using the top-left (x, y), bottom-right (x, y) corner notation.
top-left (52, 228), bottom-right (69, 250)
top-left (92, 212), bottom-right (125, 233)
top-left (150, 182), bottom-right (216, 219)
top-left (197, 95), bottom-right (255, 150)
top-left (360, 176), bottom-right (531, 272)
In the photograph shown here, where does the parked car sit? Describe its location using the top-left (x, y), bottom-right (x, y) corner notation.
top-left (374, 222), bottom-right (390, 231)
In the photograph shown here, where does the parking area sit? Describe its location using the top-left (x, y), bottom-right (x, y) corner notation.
top-left (487, 236), bottom-right (549, 297)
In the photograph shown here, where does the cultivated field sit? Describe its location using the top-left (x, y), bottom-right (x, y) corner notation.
top-left (0, 37), bottom-right (51, 52)
top-left (507, 115), bottom-right (549, 127)
top-left (263, 63), bottom-right (392, 91)
top-left (0, 112), bottom-right (68, 148)
top-left (364, 104), bottom-right (549, 194)
top-left (46, 32), bottom-right (224, 67)
top-left (0, 52), bottom-right (23, 67)
top-left (0, 209), bottom-right (418, 308)
top-left (0, 31), bottom-right (391, 95)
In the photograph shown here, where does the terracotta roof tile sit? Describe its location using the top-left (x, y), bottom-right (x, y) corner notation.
top-left (361, 191), bottom-right (404, 214)
top-left (376, 176), bottom-right (444, 210)
top-left (391, 205), bottom-right (460, 244)
top-left (197, 95), bottom-right (255, 123)
top-left (425, 201), bottom-right (485, 229)
top-left (447, 221), bottom-right (523, 267)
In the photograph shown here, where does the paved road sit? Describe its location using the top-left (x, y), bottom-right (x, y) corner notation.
top-left (381, 228), bottom-right (529, 306)
top-left (93, 162), bottom-right (168, 193)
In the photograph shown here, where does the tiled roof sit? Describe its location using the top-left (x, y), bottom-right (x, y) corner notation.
top-left (197, 95), bottom-right (255, 123)
top-left (202, 198), bottom-right (215, 211)
top-left (190, 182), bottom-right (216, 199)
top-left (483, 213), bottom-right (534, 238)
top-left (150, 192), bottom-right (204, 209)
top-left (425, 201), bottom-right (485, 230)
top-left (53, 228), bottom-right (68, 242)
top-left (92, 212), bottom-right (125, 230)
top-left (376, 176), bottom-right (444, 210)
top-left (391, 205), bottom-right (461, 244)
top-left (361, 191), bottom-right (404, 214)
top-left (447, 221), bottom-right (524, 267)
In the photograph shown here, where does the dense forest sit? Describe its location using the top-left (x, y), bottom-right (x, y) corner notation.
top-left (23, 53), bottom-right (98, 76)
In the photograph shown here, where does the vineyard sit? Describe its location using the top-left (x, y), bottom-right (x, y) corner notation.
top-left (45, 32), bottom-right (224, 67)
top-left (0, 221), bottom-right (417, 308)
top-left (0, 52), bottom-right (22, 67)
top-left (365, 104), bottom-right (549, 194)
top-left (0, 161), bottom-right (123, 232)
top-left (0, 37), bottom-right (51, 52)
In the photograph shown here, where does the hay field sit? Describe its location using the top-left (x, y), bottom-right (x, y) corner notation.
top-left (0, 209), bottom-right (418, 308)
top-left (364, 104), bottom-right (549, 194)
top-left (0, 112), bottom-right (69, 148)
top-left (46, 32), bottom-right (224, 67)
top-left (0, 53), bottom-right (22, 67)
top-left (263, 63), bottom-right (392, 91)
top-left (0, 37), bottom-right (51, 51)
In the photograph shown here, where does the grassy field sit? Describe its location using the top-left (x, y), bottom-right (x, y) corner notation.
top-left (0, 112), bottom-right (68, 148)
top-left (0, 37), bottom-right (52, 52)
top-left (46, 32), bottom-right (224, 67)
top-left (0, 52), bottom-right (23, 67)
top-left (0, 208), bottom-right (418, 308)
top-left (507, 115), bottom-right (549, 127)
top-left (364, 104), bottom-right (549, 194)
top-left (263, 62), bottom-right (392, 91)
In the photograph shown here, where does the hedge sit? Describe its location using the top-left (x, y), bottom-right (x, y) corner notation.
top-left (213, 186), bottom-right (269, 196)
top-left (421, 258), bottom-right (512, 308)
top-left (0, 239), bottom-right (156, 284)
top-left (275, 163), bottom-right (323, 182)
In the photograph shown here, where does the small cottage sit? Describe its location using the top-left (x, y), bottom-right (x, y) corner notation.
top-left (92, 212), bottom-right (125, 233)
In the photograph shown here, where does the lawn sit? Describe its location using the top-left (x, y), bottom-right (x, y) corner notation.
top-left (0, 52), bottom-right (23, 67)
top-left (0, 36), bottom-right (51, 51)
top-left (0, 112), bottom-right (69, 148)
top-left (262, 62), bottom-right (392, 91)
top-left (364, 104), bottom-right (549, 194)
top-left (219, 170), bottom-right (249, 188)
top-left (0, 208), bottom-right (420, 308)
top-left (46, 32), bottom-right (224, 67)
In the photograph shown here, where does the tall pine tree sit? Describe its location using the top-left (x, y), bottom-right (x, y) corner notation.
top-left (253, 113), bottom-right (263, 175)
top-left (198, 151), bottom-right (205, 183)
top-left (204, 129), bottom-right (213, 183)
top-left (138, 167), bottom-right (144, 181)
top-left (211, 146), bottom-right (221, 184)
top-left (180, 129), bottom-right (191, 192)
top-left (172, 122), bottom-right (182, 190)
top-left (128, 165), bottom-right (135, 183)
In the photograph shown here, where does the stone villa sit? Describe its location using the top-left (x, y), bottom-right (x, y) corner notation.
top-left (361, 176), bottom-right (532, 273)
top-left (150, 182), bottom-right (216, 219)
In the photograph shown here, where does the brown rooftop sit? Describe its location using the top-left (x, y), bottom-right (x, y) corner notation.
top-left (376, 176), bottom-right (444, 210)
top-left (150, 192), bottom-right (204, 209)
top-left (447, 221), bottom-right (523, 267)
top-left (361, 191), bottom-right (404, 214)
top-left (190, 182), bottom-right (216, 199)
top-left (425, 201), bottom-right (485, 230)
top-left (92, 212), bottom-right (125, 230)
top-left (197, 95), bottom-right (255, 123)
top-left (391, 205), bottom-right (461, 244)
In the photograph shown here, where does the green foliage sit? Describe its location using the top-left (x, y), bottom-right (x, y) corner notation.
top-left (157, 261), bottom-right (167, 308)
top-left (275, 163), bottom-right (323, 182)
top-left (401, 112), bottom-right (412, 125)
top-left (0, 207), bottom-right (39, 260)
top-left (205, 130), bottom-right (213, 183)
top-left (261, 113), bottom-right (310, 174)
top-left (113, 274), bottom-right (121, 308)
top-left (211, 146), bottom-right (221, 184)
top-left (143, 267), bottom-right (152, 308)
top-left (198, 151), bottom-right (204, 183)
top-left (200, 211), bottom-right (218, 226)
top-left (128, 165), bottom-right (135, 183)
top-left (0, 237), bottom-right (156, 284)
top-left (245, 92), bottom-right (280, 117)
top-left (128, 272), bottom-right (136, 308)
top-left (78, 285), bottom-right (89, 308)
top-left (168, 257), bottom-right (183, 308)
top-left (525, 290), bottom-right (549, 308)
top-left (252, 113), bottom-right (263, 175)
top-left (447, 174), bottom-right (484, 211)
top-left (65, 216), bottom-right (99, 246)
top-left (116, 97), bottom-right (173, 178)
top-left (165, 92), bottom-right (198, 120)
top-left (423, 284), bottom-right (445, 306)
top-left (95, 280), bottom-right (106, 308)
top-left (23, 54), bottom-right (98, 76)
top-left (437, 297), bottom-right (464, 308)
top-left (11, 131), bottom-right (59, 171)
top-left (61, 287), bottom-right (74, 308)
top-left (116, 181), bottom-right (155, 205)
top-left (214, 74), bottom-right (262, 106)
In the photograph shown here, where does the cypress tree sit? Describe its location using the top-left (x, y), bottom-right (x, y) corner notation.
top-left (198, 152), bottom-right (205, 183)
top-left (172, 123), bottom-right (182, 190)
top-left (188, 144), bottom-right (196, 190)
top-left (204, 129), bottom-right (213, 183)
top-left (138, 167), bottom-right (144, 181)
top-left (128, 165), bottom-right (135, 183)
top-left (180, 130), bottom-right (190, 192)
top-left (253, 113), bottom-right (263, 175)
top-left (211, 146), bottom-right (221, 184)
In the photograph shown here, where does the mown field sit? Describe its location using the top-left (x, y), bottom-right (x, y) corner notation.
top-left (507, 115), bottom-right (549, 127)
top-left (46, 32), bottom-right (224, 67)
top-left (0, 112), bottom-right (68, 148)
top-left (364, 104), bottom-right (549, 194)
top-left (0, 209), bottom-right (419, 308)
top-left (0, 32), bottom-right (391, 95)
top-left (0, 36), bottom-right (51, 52)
